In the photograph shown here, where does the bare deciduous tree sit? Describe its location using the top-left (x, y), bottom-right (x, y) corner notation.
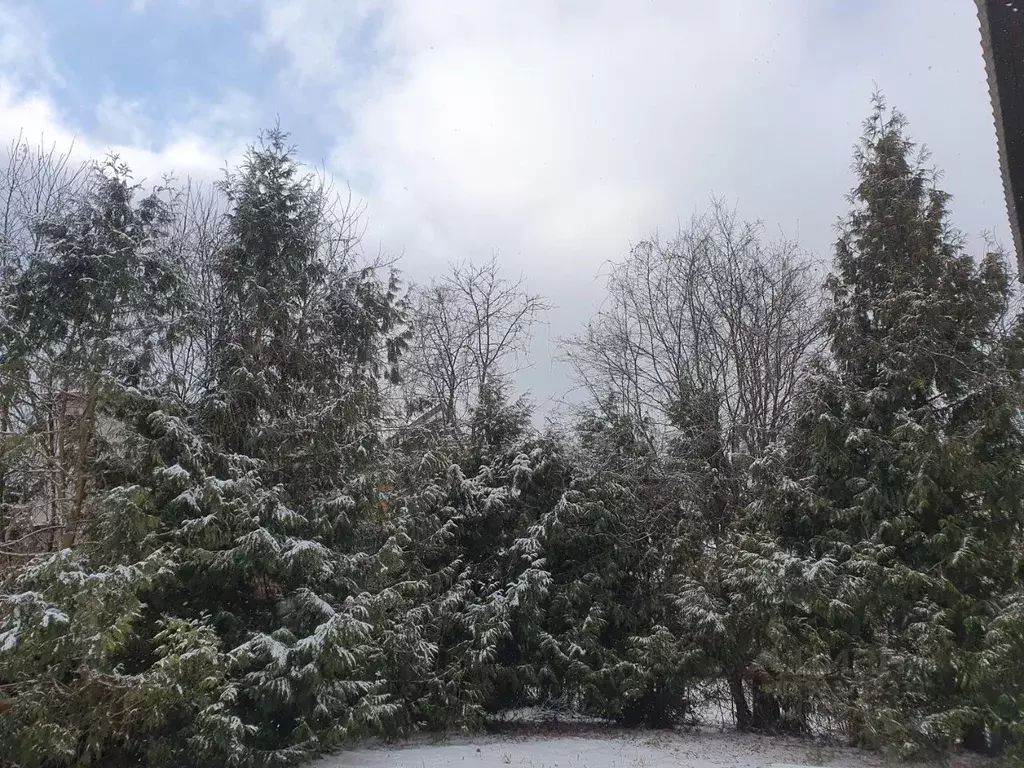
top-left (567, 200), bottom-right (824, 459)
top-left (160, 179), bottom-right (230, 405)
top-left (0, 131), bottom-right (87, 279)
top-left (404, 254), bottom-right (550, 430)
top-left (0, 134), bottom-right (88, 561)
top-left (565, 200), bottom-right (825, 730)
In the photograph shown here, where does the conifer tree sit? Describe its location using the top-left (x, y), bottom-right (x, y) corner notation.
top-left (0, 159), bottom-right (240, 766)
top-left (1, 158), bottom-right (181, 549)
top-left (774, 96), bottom-right (1024, 754)
top-left (0, 131), bottom-right (414, 766)
top-left (164, 128), bottom-right (409, 760)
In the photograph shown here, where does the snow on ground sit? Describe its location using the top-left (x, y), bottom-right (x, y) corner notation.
top-left (315, 727), bottom-right (982, 768)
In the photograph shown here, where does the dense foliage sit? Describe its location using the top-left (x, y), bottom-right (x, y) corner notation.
top-left (2, 100), bottom-right (1023, 767)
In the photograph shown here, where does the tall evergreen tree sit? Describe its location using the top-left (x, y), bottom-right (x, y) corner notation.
top-left (1, 158), bottom-right (181, 549)
top-left (0, 131), bottom-right (414, 766)
top-left (164, 128), bottom-right (409, 761)
top-left (0, 159), bottom-right (237, 767)
top-left (773, 96), bottom-right (1024, 754)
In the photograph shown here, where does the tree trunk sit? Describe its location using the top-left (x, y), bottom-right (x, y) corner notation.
top-left (749, 672), bottom-right (781, 732)
top-left (989, 725), bottom-right (1009, 756)
top-left (729, 673), bottom-right (752, 731)
top-left (0, 402), bottom-right (8, 538)
top-left (962, 721), bottom-right (988, 754)
top-left (61, 379), bottom-right (98, 550)
top-left (445, 390), bottom-right (457, 430)
top-left (45, 403), bottom-right (61, 552)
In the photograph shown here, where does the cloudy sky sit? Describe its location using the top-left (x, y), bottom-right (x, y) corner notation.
top-left (0, 0), bottom-right (1009, 413)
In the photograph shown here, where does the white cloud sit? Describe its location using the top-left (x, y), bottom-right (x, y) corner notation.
top-left (0, 82), bottom-right (247, 189)
top-left (0, 4), bottom-right (61, 87)
top-left (336, 2), bottom-right (810, 268)
top-left (257, 0), bottom-right (1009, 407)
top-left (0, 3), bottom-right (250, 189)
top-left (0, 0), bottom-right (1009, 411)
top-left (326, 1), bottom-right (1007, 264)
top-left (254, 0), bottom-right (380, 95)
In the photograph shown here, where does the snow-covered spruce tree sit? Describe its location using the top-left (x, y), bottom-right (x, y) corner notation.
top-left (573, 396), bottom-right (657, 478)
top-left (658, 383), bottom-right (840, 736)
top-left (0, 129), bottom-right (413, 766)
top-left (160, 128), bottom-right (411, 761)
top-left (368, 447), bottom-right (513, 732)
top-left (443, 383), bottom-right (563, 716)
top-left (980, 586), bottom-right (1024, 758)
top-left (772, 97), bottom-right (1024, 755)
top-left (390, 387), bottom-right (692, 728)
top-left (0, 157), bottom-right (183, 551)
top-left (523, 400), bottom-right (694, 727)
top-left (0, 161), bottom-right (244, 766)
top-left (376, 381), bottom-right (580, 725)
top-left (566, 394), bottom-right (816, 731)
top-left (531, 471), bottom-right (686, 725)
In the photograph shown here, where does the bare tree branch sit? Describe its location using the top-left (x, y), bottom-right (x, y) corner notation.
top-left (403, 254), bottom-right (550, 431)
top-left (565, 199), bottom-right (825, 458)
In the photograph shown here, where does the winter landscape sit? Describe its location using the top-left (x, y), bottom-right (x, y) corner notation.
top-left (318, 728), bottom-right (987, 768)
top-left (1, 2), bottom-right (1021, 768)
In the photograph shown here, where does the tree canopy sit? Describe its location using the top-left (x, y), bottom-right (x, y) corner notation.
top-left (2, 100), bottom-right (1023, 767)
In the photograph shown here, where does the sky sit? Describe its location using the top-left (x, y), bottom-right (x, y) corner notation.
top-left (0, 0), bottom-right (1010, 416)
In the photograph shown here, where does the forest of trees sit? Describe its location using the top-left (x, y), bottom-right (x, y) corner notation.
top-left (2, 97), bottom-right (1024, 767)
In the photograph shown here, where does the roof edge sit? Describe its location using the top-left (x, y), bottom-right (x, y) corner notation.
top-left (976, 0), bottom-right (1024, 279)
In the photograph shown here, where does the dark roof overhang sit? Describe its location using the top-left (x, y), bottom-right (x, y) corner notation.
top-left (977, 0), bottom-right (1024, 277)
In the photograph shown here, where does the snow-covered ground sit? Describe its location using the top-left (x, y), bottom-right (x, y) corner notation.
top-left (316, 728), bottom-right (982, 768)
